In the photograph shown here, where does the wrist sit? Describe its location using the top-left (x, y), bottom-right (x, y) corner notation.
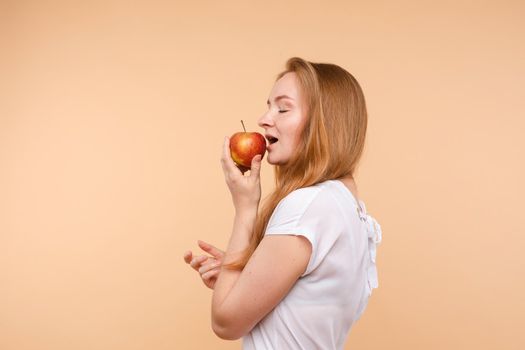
top-left (234, 203), bottom-right (258, 216)
top-left (234, 206), bottom-right (258, 229)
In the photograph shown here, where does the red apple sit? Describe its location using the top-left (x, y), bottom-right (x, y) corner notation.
top-left (230, 122), bottom-right (266, 170)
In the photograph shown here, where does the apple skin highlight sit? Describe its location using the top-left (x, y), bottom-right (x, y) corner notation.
top-left (229, 132), bottom-right (267, 169)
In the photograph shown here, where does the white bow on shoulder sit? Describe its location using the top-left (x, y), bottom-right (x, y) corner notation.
top-left (356, 201), bottom-right (383, 295)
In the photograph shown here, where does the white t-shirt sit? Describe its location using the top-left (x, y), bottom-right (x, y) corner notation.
top-left (242, 179), bottom-right (382, 350)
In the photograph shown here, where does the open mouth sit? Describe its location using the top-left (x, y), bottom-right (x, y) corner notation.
top-left (266, 136), bottom-right (278, 145)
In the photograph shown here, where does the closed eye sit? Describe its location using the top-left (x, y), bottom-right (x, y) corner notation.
top-left (278, 110), bottom-right (289, 114)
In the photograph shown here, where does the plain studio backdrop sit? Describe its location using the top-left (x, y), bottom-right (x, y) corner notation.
top-left (1, 1), bottom-right (524, 349)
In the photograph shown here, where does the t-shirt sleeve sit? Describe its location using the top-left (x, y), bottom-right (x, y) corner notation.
top-left (264, 187), bottom-right (344, 278)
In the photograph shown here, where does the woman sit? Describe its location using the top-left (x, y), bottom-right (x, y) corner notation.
top-left (183, 57), bottom-right (382, 349)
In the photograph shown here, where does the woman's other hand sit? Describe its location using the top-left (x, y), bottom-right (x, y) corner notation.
top-left (220, 136), bottom-right (263, 212)
top-left (183, 240), bottom-right (225, 290)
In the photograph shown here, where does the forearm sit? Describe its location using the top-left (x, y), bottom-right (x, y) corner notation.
top-left (212, 206), bottom-right (257, 328)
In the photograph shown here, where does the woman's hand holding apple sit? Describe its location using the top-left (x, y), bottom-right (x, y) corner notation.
top-left (221, 136), bottom-right (263, 212)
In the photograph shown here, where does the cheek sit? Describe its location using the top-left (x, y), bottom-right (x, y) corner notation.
top-left (292, 124), bottom-right (305, 146)
top-left (292, 113), bottom-right (307, 139)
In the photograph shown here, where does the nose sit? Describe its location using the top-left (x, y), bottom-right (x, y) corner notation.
top-left (257, 110), bottom-right (274, 129)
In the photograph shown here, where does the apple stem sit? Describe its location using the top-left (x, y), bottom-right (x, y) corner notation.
top-left (241, 120), bottom-right (246, 132)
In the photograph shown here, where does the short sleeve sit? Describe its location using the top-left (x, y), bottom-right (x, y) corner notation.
top-left (265, 187), bottom-right (344, 277)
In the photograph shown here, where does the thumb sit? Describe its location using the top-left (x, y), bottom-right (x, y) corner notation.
top-left (250, 154), bottom-right (262, 178)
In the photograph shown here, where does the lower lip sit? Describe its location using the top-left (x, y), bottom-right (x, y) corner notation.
top-left (267, 142), bottom-right (277, 151)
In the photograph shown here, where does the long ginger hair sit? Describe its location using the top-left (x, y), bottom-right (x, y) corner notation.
top-left (222, 57), bottom-right (368, 271)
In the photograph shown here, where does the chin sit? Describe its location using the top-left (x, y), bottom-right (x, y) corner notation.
top-left (266, 154), bottom-right (278, 165)
top-left (266, 157), bottom-right (278, 165)
top-left (266, 154), bottom-right (288, 166)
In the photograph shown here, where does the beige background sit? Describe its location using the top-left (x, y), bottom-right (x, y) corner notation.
top-left (1, 0), bottom-right (524, 349)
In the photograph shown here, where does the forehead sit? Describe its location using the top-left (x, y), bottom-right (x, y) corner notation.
top-left (268, 72), bottom-right (300, 100)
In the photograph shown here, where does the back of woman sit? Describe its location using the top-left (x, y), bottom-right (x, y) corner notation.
top-left (243, 179), bottom-right (382, 350)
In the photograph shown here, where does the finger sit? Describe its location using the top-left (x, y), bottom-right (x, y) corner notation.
top-left (198, 240), bottom-right (225, 258)
top-left (221, 136), bottom-right (239, 174)
top-left (249, 154), bottom-right (263, 179)
top-left (183, 251), bottom-right (193, 263)
top-left (199, 260), bottom-right (221, 274)
top-left (202, 269), bottom-right (220, 280)
top-left (190, 255), bottom-right (208, 269)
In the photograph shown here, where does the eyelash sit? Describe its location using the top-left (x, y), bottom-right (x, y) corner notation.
top-left (278, 110), bottom-right (289, 114)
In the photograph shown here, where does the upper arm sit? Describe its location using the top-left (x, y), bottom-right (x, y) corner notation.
top-left (214, 233), bottom-right (312, 340)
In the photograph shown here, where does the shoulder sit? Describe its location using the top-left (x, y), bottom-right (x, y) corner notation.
top-left (276, 180), bottom-right (337, 213)
top-left (278, 184), bottom-right (323, 208)
top-left (268, 181), bottom-right (341, 229)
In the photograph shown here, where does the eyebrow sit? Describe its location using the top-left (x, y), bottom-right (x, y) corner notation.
top-left (266, 95), bottom-right (294, 106)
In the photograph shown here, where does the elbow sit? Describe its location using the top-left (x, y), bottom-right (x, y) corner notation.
top-left (211, 305), bottom-right (232, 340)
top-left (212, 310), bottom-right (246, 341)
top-left (212, 302), bottom-right (250, 340)
top-left (212, 321), bottom-right (243, 341)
